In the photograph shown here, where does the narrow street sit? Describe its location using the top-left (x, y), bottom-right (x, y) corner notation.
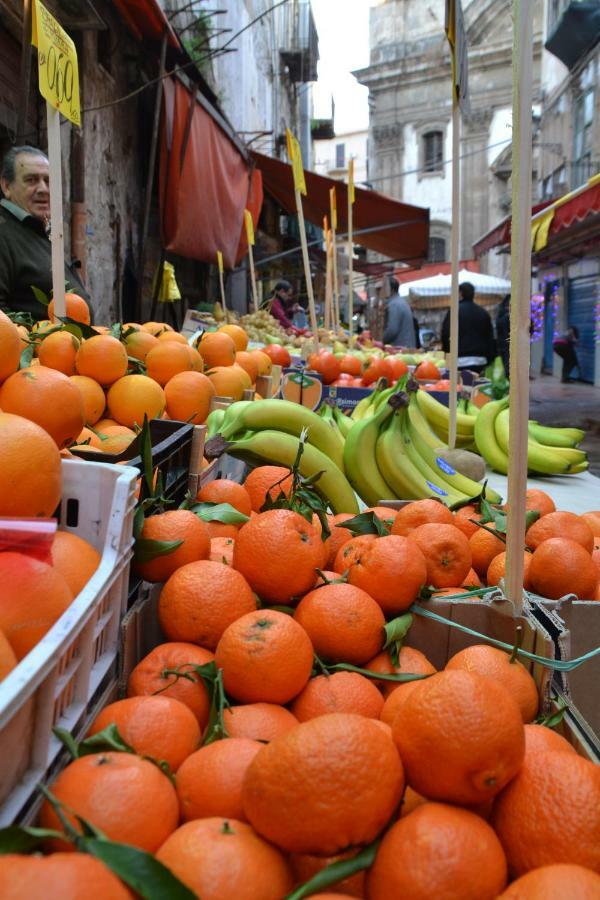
top-left (530, 375), bottom-right (600, 476)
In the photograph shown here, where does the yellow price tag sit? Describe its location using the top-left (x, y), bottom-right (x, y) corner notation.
top-left (217, 250), bottom-right (224, 274)
top-left (348, 158), bottom-right (355, 205)
top-left (329, 187), bottom-right (337, 230)
top-left (31, 0), bottom-right (81, 126)
top-left (244, 209), bottom-right (255, 246)
top-left (286, 128), bottom-right (307, 196)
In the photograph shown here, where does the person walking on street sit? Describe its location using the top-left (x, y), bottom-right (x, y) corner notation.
top-left (0, 145), bottom-right (90, 319)
top-left (553, 326), bottom-right (579, 383)
top-left (383, 277), bottom-right (416, 347)
top-left (441, 281), bottom-right (495, 374)
top-left (495, 294), bottom-right (510, 376)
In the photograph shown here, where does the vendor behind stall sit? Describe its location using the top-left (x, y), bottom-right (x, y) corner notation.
top-left (0, 146), bottom-right (90, 319)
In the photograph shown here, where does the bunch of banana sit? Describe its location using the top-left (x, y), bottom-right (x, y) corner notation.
top-left (318, 402), bottom-right (353, 442)
top-left (415, 390), bottom-right (478, 449)
top-left (204, 398), bottom-right (358, 515)
top-left (474, 398), bottom-right (588, 476)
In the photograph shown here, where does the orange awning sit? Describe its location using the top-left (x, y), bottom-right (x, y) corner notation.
top-left (252, 151), bottom-right (429, 263)
top-left (113, 0), bottom-right (180, 49)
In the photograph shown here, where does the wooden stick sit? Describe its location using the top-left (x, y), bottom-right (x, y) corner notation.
top-left (332, 231), bottom-right (340, 335)
top-left (47, 103), bottom-right (65, 321)
top-left (247, 243), bottom-right (259, 313)
top-left (295, 186), bottom-right (319, 352)
top-left (448, 99), bottom-right (461, 450)
top-left (324, 228), bottom-right (333, 333)
top-left (217, 250), bottom-right (226, 310)
top-left (505, 0), bottom-right (534, 617)
top-left (347, 160), bottom-right (355, 342)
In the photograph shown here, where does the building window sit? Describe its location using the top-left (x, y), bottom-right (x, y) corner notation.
top-left (573, 89), bottom-right (594, 186)
top-left (423, 131), bottom-right (444, 173)
top-left (335, 143), bottom-right (345, 168)
top-left (428, 237), bottom-right (446, 262)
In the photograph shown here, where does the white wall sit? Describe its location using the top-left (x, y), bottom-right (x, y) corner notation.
top-left (313, 130), bottom-right (369, 184)
top-left (402, 123), bottom-right (452, 223)
top-left (488, 108), bottom-right (513, 166)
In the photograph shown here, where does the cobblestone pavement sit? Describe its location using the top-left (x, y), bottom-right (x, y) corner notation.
top-left (528, 375), bottom-right (600, 476)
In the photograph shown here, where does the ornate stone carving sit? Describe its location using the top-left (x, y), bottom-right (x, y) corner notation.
top-left (463, 108), bottom-right (494, 134)
top-left (372, 123), bottom-right (403, 146)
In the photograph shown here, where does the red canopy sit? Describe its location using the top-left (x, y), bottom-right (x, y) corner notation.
top-left (473, 202), bottom-right (552, 258)
top-left (534, 177), bottom-right (600, 250)
top-left (252, 151), bottom-right (429, 263)
top-left (113, 0), bottom-right (180, 49)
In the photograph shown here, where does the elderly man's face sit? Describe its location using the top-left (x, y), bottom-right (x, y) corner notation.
top-left (1, 153), bottom-right (50, 221)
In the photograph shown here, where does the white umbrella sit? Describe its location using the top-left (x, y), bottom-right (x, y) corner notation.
top-left (400, 269), bottom-right (511, 297)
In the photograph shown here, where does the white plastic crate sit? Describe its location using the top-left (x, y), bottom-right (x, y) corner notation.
top-left (0, 459), bottom-right (137, 825)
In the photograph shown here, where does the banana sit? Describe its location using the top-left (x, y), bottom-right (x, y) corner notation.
top-left (218, 399), bottom-right (345, 472)
top-left (351, 393), bottom-right (375, 421)
top-left (495, 409), bottom-right (578, 476)
top-left (222, 429), bottom-right (359, 514)
top-left (567, 460), bottom-right (589, 474)
top-left (205, 408), bottom-right (226, 437)
top-left (407, 397), bottom-right (446, 451)
top-left (375, 410), bottom-right (463, 504)
top-left (343, 402), bottom-right (398, 506)
top-left (473, 397), bottom-right (510, 474)
top-left (415, 389), bottom-right (477, 437)
top-left (333, 405), bottom-right (354, 439)
top-left (528, 421), bottom-right (585, 448)
top-left (318, 402), bottom-right (347, 445)
top-left (406, 408), bottom-right (503, 504)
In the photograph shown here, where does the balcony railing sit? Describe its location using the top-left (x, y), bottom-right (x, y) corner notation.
top-left (279, 0), bottom-right (319, 83)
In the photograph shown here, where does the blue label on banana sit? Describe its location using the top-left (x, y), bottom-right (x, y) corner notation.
top-left (435, 456), bottom-right (456, 476)
top-left (426, 480), bottom-right (449, 497)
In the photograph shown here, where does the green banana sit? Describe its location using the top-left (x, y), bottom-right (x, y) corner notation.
top-left (495, 409), bottom-right (582, 476)
top-left (218, 399), bottom-right (345, 472)
top-left (351, 393), bottom-right (375, 421)
top-left (343, 401), bottom-right (398, 506)
top-left (567, 460), bottom-right (589, 474)
top-left (407, 396), bottom-right (445, 451)
top-left (206, 408), bottom-right (226, 437)
top-left (332, 405), bottom-right (354, 439)
top-left (473, 397), bottom-right (510, 474)
top-left (415, 389), bottom-right (477, 437)
top-left (318, 402), bottom-right (347, 445)
top-left (223, 429), bottom-right (359, 515)
top-left (528, 421), bottom-right (585, 448)
top-left (375, 410), bottom-right (462, 504)
top-left (406, 408), bottom-right (503, 504)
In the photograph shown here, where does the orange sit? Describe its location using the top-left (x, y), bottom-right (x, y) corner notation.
top-left (323, 513), bottom-right (355, 566)
top-left (581, 511), bottom-right (600, 537)
top-left (0, 411), bottom-right (62, 517)
top-left (290, 850), bottom-right (366, 898)
top-left (380, 679), bottom-right (422, 726)
top-left (95, 433), bottom-right (135, 455)
top-left (207, 365), bottom-right (248, 401)
top-left (163, 370), bottom-right (215, 425)
top-left (392, 669), bottom-right (525, 805)
top-left (391, 499), bottom-right (454, 536)
top-left (0, 852), bottom-right (131, 899)
top-left (0, 552), bottom-right (73, 660)
top-left (158, 559), bottom-right (256, 650)
top-left (487, 551), bottom-right (533, 590)
top-left (0, 365), bottom-right (84, 448)
top-left (134, 509), bottom-right (210, 583)
top-left (186, 345), bottom-right (204, 372)
top-left (365, 646), bottom-right (437, 698)
top-left (262, 344), bottom-right (291, 367)
top-left (463, 567), bottom-right (483, 587)
top-left (233, 509), bottom-right (324, 603)
top-left (453, 504), bottom-right (482, 538)
top-left (526, 511), bottom-right (594, 554)
top-left (75, 335), bottom-right (128, 386)
top-left (196, 478), bottom-right (252, 516)
top-left (223, 702), bottom-right (299, 742)
top-left (145, 342), bottom-right (191, 386)
top-left (50, 531), bottom-right (100, 597)
top-left (250, 349), bottom-right (272, 375)
top-left (365, 505), bottom-right (399, 529)
top-left (335, 534), bottom-right (427, 615)
top-left (206, 520), bottom-right (238, 540)
top-left (94, 417), bottom-right (119, 431)
top-left (291, 671), bottom-right (384, 721)
top-left (15, 323), bottom-right (30, 349)
top-left (40, 752), bottom-right (179, 853)
top-left (89, 695), bottom-right (200, 771)
top-left (218, 323), bottom-right (249, 351)
top-left (215, 609), bottom-right (313, 704)
top-left (107, 374), bottom-right (165, 427)
top-left (492, 750), bottom-right (600, 876)
top-left (69, 375), bottom-right (105, 424)
top-left (339, 354), bottom-right (363, 376)
top-left (529, 537), bottom-right (598, 600)
top-left (367, 802), bottom-right (507, 900)
top-left (176, 737), bottom-right (262, 822)
top-left (156, 818), bottom-right (293, 900)
top-left (243, 465), bottom-right (293, 512)
top-left (141, 321), bottom-right (171, 336)
top-left (30, 318), bottom-right (54, 339)
top-left (0, 312), bottom-right (22, 384)
top-left (525, 488), bottom-right (556, 518)
top-left (127, 642), bottom-right (214, 726)
top-left (407, 522), bottom-right (472, 588)
top-left (158, 330), bottom-right (188, 344)
top-left (233, 350), bottom-right (259, 384)
top-left (75, 426), bottom-right (103, 448)
top-left (48, 292), bottom-right (91, 325)
top-left (293, 583), bottom-right (385, 665)
top-left (497, 864), bottom-right (600, 899)
top-left (124, 329), bottom-right (159, 362)
top-left (242, 713), bottom-right (404, 854)
top-left (210, 536), bottom-right (235, 565)
top-left (524, 723), bottom-right (577, 758)
top-left (445, 644), bottom-right (539, 723)
top-left (470, 527), bottom-right (506, 576)
top-left (37, 330), bottom-right (80, 375)
top-left (400, 785), bottom-right (428, 818)
top-left (0, 628), bottom-right (17, 681)
top-left (198, 331), bottom-right (236, 367)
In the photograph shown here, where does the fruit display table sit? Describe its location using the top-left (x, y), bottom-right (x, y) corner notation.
top-left (485, 470), bottom-right (600, 516)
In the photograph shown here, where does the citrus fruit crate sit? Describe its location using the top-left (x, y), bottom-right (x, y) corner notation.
top-left (0, 459), bottom-right (137, 826)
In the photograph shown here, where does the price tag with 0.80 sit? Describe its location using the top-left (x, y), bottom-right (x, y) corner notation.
top-left (31, 0), bottom-right (81, 127)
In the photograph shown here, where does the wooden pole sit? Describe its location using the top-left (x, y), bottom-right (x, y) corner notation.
top-left (330, 187), bottom-right (340, 335)
top-left (505, 0), bottom-right (534, 616)
top-left (247, 244), bottom-right (259, 313)
top-left (448, 99), bottom-right (461, 450)
top-left (47, 103), bottom-right (66, 320)
top-left (324, 225), bottom-right (333, 333)
top-left (217, 250), bottom-right (226, 310)
top-left (347, 160), bottom-right (355, 342)
top-left (295, 186), bottom-right (319, 352)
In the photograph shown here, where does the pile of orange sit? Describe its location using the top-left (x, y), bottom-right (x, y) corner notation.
top-left (7, 468), bottom-right (600, 899)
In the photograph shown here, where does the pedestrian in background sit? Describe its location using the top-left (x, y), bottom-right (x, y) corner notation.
top-left (553, 326), bottom-right (579, 383)
top-left (441, 281), bottom-right (495, 374)
top-left (383, 276), bottom-right (416, 347)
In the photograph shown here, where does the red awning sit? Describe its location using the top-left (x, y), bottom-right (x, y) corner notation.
top-left (113, 0), bottom-right (180, 49)
top-left (394, 259), bottom-right (480, 282)
top-left (473, 202), bottom-right (552, 257)
top-left (159, 78), bottom-right (261, 268)
top-left (533, 177), bottom-right (600, 252)
top-left (251, 151), bottom-right (429, 263)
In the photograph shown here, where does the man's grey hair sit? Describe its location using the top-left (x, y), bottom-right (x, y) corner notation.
top-left (1, 146), bottom-right (49, 184)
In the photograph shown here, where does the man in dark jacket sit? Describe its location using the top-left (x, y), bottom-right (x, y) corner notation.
top-left (441, 281), bottom-right (495, 373)
top-left (0, 145), bottom-right (90, 319)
